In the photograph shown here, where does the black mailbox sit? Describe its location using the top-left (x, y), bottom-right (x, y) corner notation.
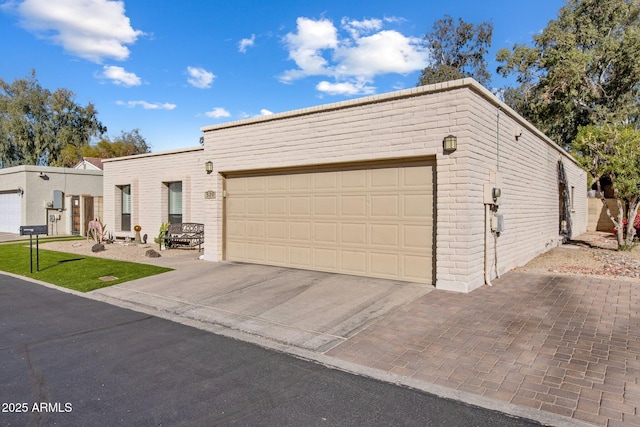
top-left (20, 225), bottom-right (48, 236)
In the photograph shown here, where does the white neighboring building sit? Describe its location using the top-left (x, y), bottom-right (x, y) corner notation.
top-left (74, 157), bottom-right (104, 171)
top-left (0, 165), bottom-right (103, 235)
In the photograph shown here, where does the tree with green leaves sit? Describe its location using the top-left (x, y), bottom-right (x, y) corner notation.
top-left (0, 70), bottom-right (106, 168)
top-left (496, 0), bottom-right (640, 148)
top-left (61, 129), bottom-right (151, 166)
top-left (572, 124), bottom-right (640, 248)
top-left (497, 0), bottom-right (640, 249)
top-left (417, 15), bottom-right (493, 87)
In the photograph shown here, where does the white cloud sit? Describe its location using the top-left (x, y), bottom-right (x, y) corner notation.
top-left (281, 16), bottom-right (429, 96)
top-left (9, 0), bottom-right (143, 62)
top-left (341, 17), bottom-right (382, 39)
top-left (260, 109), bottom-right (274, 115)
top-left (382, 16), bottom-right (406, 25)
top-left (281, 17), bottom-right (339, 82)
top-left (116, 100), bottom-right (176, 110)
top-left (205, 107), bottom-right (231, 118)
top-left (238, 34), bottom-right (255, 53)
top-left (187, 66), bottom-right (215, 89)
top-left (334, 30), bottom-right (428, 78)
top-left (100, 65), bottom-right (141, 86)
top-left (316, 80), bottom-right (376, 96)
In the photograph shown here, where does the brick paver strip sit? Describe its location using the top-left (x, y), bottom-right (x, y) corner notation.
top-left (326, 272), bottom-right (640, 427)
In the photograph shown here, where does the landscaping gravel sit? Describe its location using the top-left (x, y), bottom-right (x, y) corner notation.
top-left (41, 239), bottom-right (199, 262)
top-left (516, 231), bottom-right (640, 280)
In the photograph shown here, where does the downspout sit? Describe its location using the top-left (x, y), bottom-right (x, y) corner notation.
top-left (485, 108), bottom-right (501, 286)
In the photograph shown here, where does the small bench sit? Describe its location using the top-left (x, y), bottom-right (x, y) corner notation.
top-left (163, 223), bottom-right (204, 251)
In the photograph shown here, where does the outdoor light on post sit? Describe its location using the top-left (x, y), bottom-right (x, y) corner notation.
top-left (205, 161), bottom-right (213, 174)
top-left (443, 135), bottom-right (457, 152)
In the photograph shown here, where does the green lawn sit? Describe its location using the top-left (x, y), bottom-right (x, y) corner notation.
top-left (0, 240), bottom-right (172, 292)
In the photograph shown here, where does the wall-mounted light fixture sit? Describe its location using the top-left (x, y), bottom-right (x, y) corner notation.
top-left (205, 161), bottom-right (214, 174)
top-left (443, 134), bottom-right (457, 152)
top-left (515, 127), bottom-right (523, 140)
top-left (39, 172), bottom-right (49, 180)
top-left (16, 187), bottom-right (24, 196)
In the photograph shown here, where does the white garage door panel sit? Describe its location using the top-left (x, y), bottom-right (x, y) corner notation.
top-left (225, 160), bottom-right (434, 284)
top-left (0, 192), bottom-right (22, 233)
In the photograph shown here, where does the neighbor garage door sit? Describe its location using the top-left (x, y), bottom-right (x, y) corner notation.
top-left (0, 191), bottom-right (22, 233)
top-left (225, 159), bottom-right (434, 284)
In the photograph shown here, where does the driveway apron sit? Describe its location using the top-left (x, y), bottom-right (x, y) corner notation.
top-left (92, 260), bottom-right (432, 352)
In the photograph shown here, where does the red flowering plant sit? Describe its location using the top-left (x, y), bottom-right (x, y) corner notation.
top-left (612, 215), bottom-right (640, 238)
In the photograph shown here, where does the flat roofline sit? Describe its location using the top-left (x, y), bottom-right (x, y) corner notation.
top-left (0, 165), bottom-right (103, 176)
top-left (201, 79), bottom-right (473, 133)
top-left (200, 78), bottom-right (582, 169)
top-left (102, 146), bottom-right (204, 163)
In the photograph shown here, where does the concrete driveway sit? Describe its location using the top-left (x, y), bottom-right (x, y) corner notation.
top-left (92, 260), bottom-right (433, 352)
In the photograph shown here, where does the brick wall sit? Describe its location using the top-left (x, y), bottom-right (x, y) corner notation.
top-left (102, 147), bottom-right (205, 241)
top-left (200, 79), bottom-right (586, 292)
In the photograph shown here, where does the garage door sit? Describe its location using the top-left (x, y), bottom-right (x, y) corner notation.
top-left (225, 160), bottom-right (434, 284)
top-left (0, 191), bottom-right (22, 233)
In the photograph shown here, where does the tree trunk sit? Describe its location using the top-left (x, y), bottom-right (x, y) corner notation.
top-left (600, 194), bottom-right (625, 248)
top-left (624, 197), bottom-right (640, 248)
top-left (616, 198), bottom-right (625, 248)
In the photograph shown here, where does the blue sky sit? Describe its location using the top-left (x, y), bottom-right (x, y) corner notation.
top-left (0, 0), bottom-right (565, 153)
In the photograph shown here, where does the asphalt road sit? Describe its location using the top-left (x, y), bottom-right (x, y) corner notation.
top-left (0, 275), bottom-right (541, 426)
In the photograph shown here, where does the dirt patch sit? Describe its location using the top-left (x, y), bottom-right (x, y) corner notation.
top-left (516, 231), bottom-right (640, 280)
top-left (40, 239), bottom-right (200, 263)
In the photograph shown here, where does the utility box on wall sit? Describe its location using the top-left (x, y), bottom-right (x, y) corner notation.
top-left (53, 190), bottom-right (64, 210)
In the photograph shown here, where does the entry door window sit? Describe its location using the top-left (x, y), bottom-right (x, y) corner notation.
top-left (168, 182), bottom-right (182, 224)
top-left (121, 185), bottom-right (131, 232)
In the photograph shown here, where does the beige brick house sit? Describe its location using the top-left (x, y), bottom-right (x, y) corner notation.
top-left (102, 147), bottom-right (205, 242)
top-left (199, 79), bottom-right (587, 293)
top-left (102, 78), bottom-right (586, 292)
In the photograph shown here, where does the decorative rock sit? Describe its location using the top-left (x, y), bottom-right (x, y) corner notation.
top-left (92, 243), bottom-right (105, 253)
top-left (145, 249), bottom-right (161, 258)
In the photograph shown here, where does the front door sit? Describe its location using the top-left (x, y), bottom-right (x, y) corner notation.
top-left (83, 196), bottom-right (94, 236)
top-left (71, 196), bottom-right (80, 235)
top-left (557, 161), bottom-right (571, 238)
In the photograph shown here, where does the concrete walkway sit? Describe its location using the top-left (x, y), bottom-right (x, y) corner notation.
top-left (0, 232), bottom-right (23, 242)
top-left (64, 251), bottom-right (640, 426)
